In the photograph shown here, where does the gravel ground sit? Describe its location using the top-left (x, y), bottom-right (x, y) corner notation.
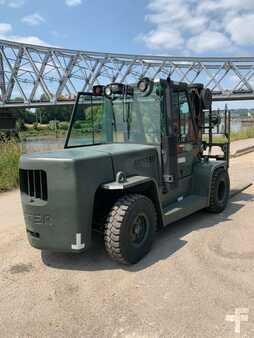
top-left (0, 152), bottom-right (253, 338)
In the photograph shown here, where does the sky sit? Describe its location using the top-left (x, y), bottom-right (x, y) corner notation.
top-left (0, 0), bottom-right (254, 108)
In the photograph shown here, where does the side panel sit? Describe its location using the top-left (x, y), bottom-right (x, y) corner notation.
top-left (161, 175), bottom-right (192, 207)
top-left (192, 160), bottom-right (227, 205)
top-left (112, 147), bottom-right (161, 187)
top-left (161, 160), bottom-right (227, 226)
top-left (74, 156), bottom-right (114, 247)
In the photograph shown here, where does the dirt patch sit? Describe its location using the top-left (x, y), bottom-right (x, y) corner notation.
top-left (9, 263), bottom-right (34, 274)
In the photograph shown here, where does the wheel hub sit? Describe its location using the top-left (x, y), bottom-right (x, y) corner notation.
top-left (131, 214), bottom-right (148, 245)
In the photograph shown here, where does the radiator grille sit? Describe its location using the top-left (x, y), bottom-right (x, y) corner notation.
top-left (19, 169), bottom-right (48, 201)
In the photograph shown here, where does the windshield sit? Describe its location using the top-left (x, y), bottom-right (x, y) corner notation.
top-left (66, 88), bottom-right (162, 148)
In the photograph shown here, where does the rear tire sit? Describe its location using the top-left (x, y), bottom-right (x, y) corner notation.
top-left (104, 194), bottom-right (156, 265)
top-left (206, 168), bottom-right (230, 213)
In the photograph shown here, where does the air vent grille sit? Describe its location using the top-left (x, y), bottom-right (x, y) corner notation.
top-left (19, 169), bottom-right (48, 201)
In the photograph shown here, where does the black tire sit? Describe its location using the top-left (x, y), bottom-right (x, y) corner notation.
top-left (104, 194), bottom-right (157, 265)
top-left (206, 168), bottom-right (230, 213)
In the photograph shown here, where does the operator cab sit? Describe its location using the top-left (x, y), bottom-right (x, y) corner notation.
top-left (65, 77), bottom-right (229, 171)
top-left (65, 79), bottom-right (162, 149)
top-left (65, 78), bottom-right (230, 193)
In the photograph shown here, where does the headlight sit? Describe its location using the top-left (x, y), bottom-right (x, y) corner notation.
top-left (104, 83), bottom-right (133, 98)
top-left (105, 86), bottom-right (112, 97)
top-left (137, 77), bottom-right (153, 95)
top-left (93, 85), bottom-right (104, 96)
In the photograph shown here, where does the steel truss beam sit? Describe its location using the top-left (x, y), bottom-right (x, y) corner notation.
top-left (0, 52), bottom-right (5, 99)
top-left (0, 39), bottom-right (254, 108)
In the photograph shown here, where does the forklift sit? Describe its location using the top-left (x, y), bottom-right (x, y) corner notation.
top-left (19, 77), bottom-right (230, 264)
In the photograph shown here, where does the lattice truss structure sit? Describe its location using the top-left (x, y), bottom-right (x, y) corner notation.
top-left (0, 39), bottom-right (254, 107)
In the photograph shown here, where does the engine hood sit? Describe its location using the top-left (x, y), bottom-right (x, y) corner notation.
top-left (92, 143), bottom-right (160, 181)
top-left (20, 143), bottom-right (157, 164)
top-left (20, 143), bottom-right (160, 186)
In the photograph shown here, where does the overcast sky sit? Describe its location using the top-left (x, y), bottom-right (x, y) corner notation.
top-left (0, 0), bottom-right (254, 108)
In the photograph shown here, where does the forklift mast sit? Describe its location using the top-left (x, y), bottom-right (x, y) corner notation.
top-left (187, 82), bottom-right (231, 167)
top-left (200, 105), bottom-right (231, 167)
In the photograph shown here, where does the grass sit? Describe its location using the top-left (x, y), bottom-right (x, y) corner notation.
top-left (203, 126), bottom-right (254, 143)
top-left (20, 127), bottom-right (66, 139)
top-left (230, 127), bottom-right (254, 141)
top-left (0, 140), bottom-right (21, 191)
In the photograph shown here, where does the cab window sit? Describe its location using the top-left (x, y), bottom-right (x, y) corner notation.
top-left (172, 91), bottom-right (192, 143)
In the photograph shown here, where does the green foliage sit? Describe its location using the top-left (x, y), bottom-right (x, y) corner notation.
top-left (203, 127), bottom-right (254, 143)
top-left (85, 105), bottom-right (103, 124)
top-left (49, 120), bottom-right (59, 130)
top-left (0, 139), bottom-right (21, 191)
top-left (35, 105), bottom-right (72, 123)
top-left (59, 122), bottom-right (69, 130)
top-left (16, 118), bottom-right (27, 132)
top-left (33, 122), bottom-right (38, 130)
top-left (19, 126), bottom-right (67, 139)
top-left (12, 107), bottom-right (36, 124)
top-left (72, 105), bottom-right (103, 133)
top-left (6, 102), bottom-right (72, 126)
top-left (230, 127), bottom-right (254, 141)
top-left (74, 121), bottom-right (82, 129)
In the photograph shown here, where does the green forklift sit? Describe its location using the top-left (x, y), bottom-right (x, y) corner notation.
top-left (19, 77), bottom-right (230, 264)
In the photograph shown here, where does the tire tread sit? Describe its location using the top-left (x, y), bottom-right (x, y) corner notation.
top-left (104, 194), bottom-right (156, 264)
top-left (207, 167), bottom-right (229, 213)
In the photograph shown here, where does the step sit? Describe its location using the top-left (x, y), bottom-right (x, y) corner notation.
top-left (162, 195), bottom-right (207, 226)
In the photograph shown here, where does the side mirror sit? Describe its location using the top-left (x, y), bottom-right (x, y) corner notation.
top-left (201, 88), bottom-right (212, 110)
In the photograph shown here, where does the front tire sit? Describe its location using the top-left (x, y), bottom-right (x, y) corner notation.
top-left (104, 194), bottom-right (157, 265)
top-left (206, 168), bottom-right (230, 213)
